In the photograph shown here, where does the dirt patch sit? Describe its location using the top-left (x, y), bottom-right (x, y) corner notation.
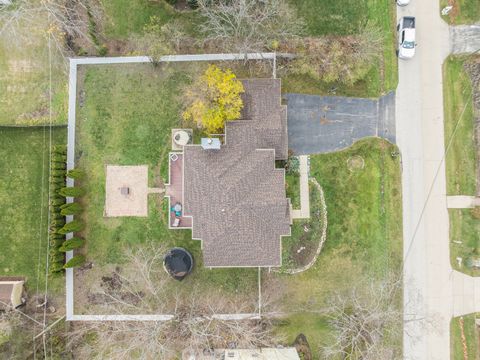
top-left (291, 223), bottom-right (318, 266)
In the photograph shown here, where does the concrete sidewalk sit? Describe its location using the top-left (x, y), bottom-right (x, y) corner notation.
top-left (291, 155), bottom-right (310, 219)
top-left (447, 195), bottom-right (480, 208)
top-left (451, 25), bottom-right (480, 54)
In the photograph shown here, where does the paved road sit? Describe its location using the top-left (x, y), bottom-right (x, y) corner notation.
top-left (451, 25), bottom-right (480, 54)
top-left (396, 2), bottom-right (480, 360)
top-left (286, 92), bottom-right (395, 155)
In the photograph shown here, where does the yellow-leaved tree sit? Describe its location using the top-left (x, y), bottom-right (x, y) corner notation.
top-left (183, 65), bottom-right (244, 134)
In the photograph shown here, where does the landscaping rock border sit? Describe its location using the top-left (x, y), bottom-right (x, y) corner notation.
top-left (275, 178), bottom-right (327, 275)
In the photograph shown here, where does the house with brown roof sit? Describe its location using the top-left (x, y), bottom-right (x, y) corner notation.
top-left (165, 78), bottom-right (291, 268)
top-left (0, 277), bottom-right (25, 311)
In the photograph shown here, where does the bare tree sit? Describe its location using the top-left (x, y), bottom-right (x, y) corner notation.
top-left (322, 277), bottom-right (402, 360)
top-left (68, 242), bottom-right (281, 358)
top-left (287, 24), bottom-right (384, 85)
top-left (0, 0), bottom-right (95, 61)
top-left (197, 0), bottom-right (304, 53)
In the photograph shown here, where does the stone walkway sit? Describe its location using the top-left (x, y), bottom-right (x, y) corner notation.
top-left (291, 155), bottom-right (310, 219)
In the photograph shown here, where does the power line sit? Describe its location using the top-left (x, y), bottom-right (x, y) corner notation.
top-left (396, 74), bottom-right (474, 302)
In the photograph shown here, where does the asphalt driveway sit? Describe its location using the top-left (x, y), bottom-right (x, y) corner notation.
top-left (286, 91), bottom-right (396, 155)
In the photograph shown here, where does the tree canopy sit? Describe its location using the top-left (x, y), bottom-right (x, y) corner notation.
top-left (183, 65), bottom-right (244, 134)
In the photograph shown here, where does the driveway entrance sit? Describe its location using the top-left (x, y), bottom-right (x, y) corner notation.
top-left (286, 91), bottom-right (396, 155)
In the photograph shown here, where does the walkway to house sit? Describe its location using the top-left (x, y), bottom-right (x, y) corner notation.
top-left (165, 153), bottom-right (192, 229)
top-left (291, 155), bottom-right (310, 219)
top-left (286, 91), bottom-right (396, 155)
top-left (447, 196), bottom-right (480, 208)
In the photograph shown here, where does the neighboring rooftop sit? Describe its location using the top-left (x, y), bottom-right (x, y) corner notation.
top-left (180, 78), bottom-right (290, 268)
top-left (0, 277), bottom-right (25, 311)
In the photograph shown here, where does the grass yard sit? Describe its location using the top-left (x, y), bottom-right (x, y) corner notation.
top-left (0, 126), bottom-right (66, 295)
top-left (451, 313), bottom-right (479, 360)
top-left (284, 0), bottom-right (398, 98)
top-left (450, 209), bottom-right (480, 275)
top-left (443, 56), bottom-right (477, 195)
top-left (100, 0), bottom-right (200, 39)
top-left (272, 138), bottom-right (403, 358)
top-left (74, 63), bottom-right (258, 314)
top-left (441, 0), bottom-right (480, 24)
top-left (0, 12), bottom-right (67, 126)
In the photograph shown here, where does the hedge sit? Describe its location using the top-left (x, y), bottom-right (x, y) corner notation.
top-left (59, 237), bottom-right (85, 252)
top-left (58, 186), bottom-right (86, 198)
top-left (63, 254), bottom-right (86, 269)
top-left (50, 262), bottom-right (65, 273)
top-left (60, 202), bottom-right (82, 216)
top-left (58, 219), bottom-right (85, 234)
top-left (67, 168), bottom-right (86, 180)
top-left (51, 169), bottom-right (67, 177)
top-left (48, 145), bottom-right (68, 273)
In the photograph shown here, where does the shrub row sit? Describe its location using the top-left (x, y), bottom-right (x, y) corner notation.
top-left (48, 145), bottom-right (67, 273)
top-left (48, 146), bottom-right (87, 272)
top-left (60, 168), bottom-right (87, 269)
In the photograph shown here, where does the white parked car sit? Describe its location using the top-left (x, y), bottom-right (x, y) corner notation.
top-left (396, 0), bottom-right (410, 6)
top-left (397, 16), bottom-right (416, 59)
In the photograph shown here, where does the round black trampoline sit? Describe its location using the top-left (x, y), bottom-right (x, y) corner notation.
top-left (163, 247), bottom-right (193, 281)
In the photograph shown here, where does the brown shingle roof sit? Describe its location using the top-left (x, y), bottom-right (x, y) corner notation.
top-left (181, 79), bottom-right (290, 267)
top-left (235, 78), bottom-right (288, 160)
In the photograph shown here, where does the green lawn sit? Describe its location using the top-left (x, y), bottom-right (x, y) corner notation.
top-left (0, 127), bottom-right (66, 294)
top-left (100, 0), bottom-right (200, 39)
top-left (272, 138), bottom-right (403, 358)
top-left (284, 0), bottom-right (398, 97)
top-left (0, 11), bottom-right (67, 125)
top-left (451, 313), bottom-right (479, 360)
top-left (441, 0), bottom-right (480, 24)
top-left (450, 209), bottom-right (480, 275)
top-left (443, 56), bottom-right (477, 196)
top-left (75, 63), bottom-right (257, 313)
